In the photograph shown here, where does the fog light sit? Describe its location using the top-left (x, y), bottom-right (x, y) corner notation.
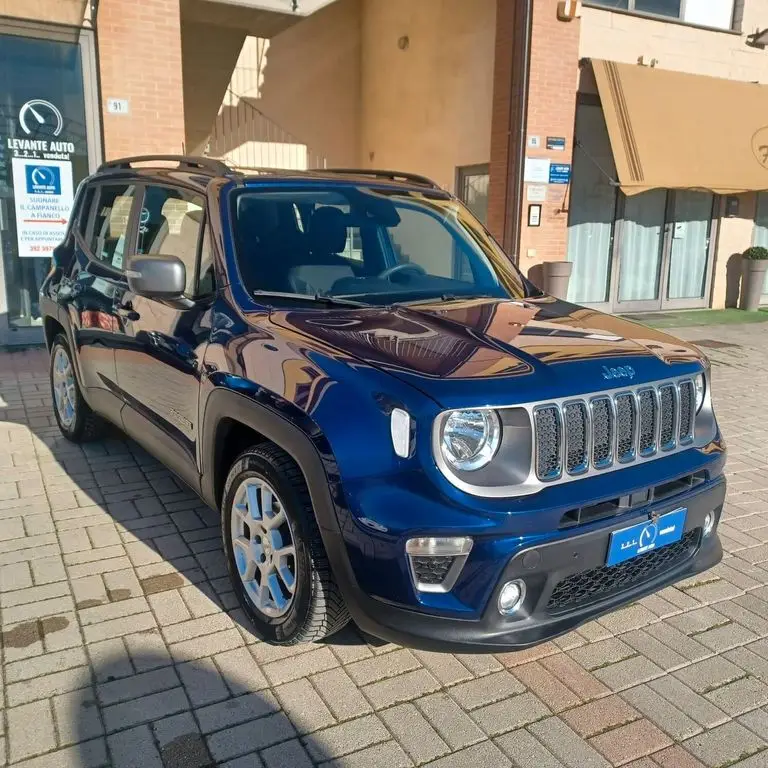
top-left (498, 580), bottom-right (526, 615)
top-left (703, 511), bottom-right (716, 536)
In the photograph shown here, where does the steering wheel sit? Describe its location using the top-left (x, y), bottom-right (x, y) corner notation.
top-left (378, 263), bottom-right (427, 282)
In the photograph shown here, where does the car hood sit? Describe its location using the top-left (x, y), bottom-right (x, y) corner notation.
top-left (269, 296), bottom-right (707, 409)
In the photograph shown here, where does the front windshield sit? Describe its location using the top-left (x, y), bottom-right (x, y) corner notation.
top-left (231, 184), bottom-right (529, 306)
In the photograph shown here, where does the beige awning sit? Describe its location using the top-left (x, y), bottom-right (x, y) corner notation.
top-left (592, 59), bottom-right (768, 195)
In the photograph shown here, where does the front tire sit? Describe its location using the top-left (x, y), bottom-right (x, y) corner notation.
top-left (222, 443), bottom-right (350, 645)
top-left (49, 334), bottom-right (107, 443)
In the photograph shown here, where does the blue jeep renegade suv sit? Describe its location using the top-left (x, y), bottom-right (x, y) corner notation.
top-left (41, 156), bottom-right (726, 650)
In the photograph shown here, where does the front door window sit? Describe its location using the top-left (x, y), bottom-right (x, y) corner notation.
top-left (0, 31), bottom-right (91, 329)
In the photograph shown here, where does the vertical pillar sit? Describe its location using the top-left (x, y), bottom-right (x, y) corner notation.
top-left (97, 0), bottom-right (186, 159)
top-left (488, 0), bottom-right (581, 274)
top-left (487, 0), bottom-right (530, 257)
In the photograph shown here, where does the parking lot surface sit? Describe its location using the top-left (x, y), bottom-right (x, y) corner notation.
top-left (0, 323), bottom-right (767, 767)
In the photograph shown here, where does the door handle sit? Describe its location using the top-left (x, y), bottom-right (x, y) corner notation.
top-left (115, 302), bottom-right (139, 321)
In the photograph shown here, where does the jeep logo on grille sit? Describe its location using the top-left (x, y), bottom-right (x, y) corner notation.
top-left (602, 365), bottom-right (635, 381)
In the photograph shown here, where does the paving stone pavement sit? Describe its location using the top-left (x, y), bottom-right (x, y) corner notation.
top-left (0, 323), bottom-right (767, 767)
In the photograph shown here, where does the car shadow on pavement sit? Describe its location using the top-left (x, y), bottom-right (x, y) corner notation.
top-left (69, 651), bottom-right (334, 767)
top-left (0, 347), bottom-right (388, 764)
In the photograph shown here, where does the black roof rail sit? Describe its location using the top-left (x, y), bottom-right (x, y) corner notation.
top-left (323, 168), bottom-right (442, 190)
top-left (97, 155), bottom-right (231, 175)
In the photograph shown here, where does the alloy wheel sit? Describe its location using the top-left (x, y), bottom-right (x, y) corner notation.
top-left (52, 346), bottom-right (77, 428)
top-left (230, 477), bottom-right (298, 618)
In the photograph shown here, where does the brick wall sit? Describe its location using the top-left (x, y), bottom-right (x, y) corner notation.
top-left (97, 0), bottom-right (186, 159)
top-left (488, 0), bottom-right (580, 275)
top-left (520, 0), bottom-right (580, 275)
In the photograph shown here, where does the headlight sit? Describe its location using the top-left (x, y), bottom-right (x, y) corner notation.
top-left (694, 373), bottom-right (705, 413)
top-left (440, 409), bottom-right (501, 471)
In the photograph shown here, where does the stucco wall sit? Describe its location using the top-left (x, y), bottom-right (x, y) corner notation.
top-left (579, 2), bottom-right (768, 82)
top-left (256, 0), bottom-right (361, 168)
top-left (711, 194), bottom-right (757, 308)
top-left (182, 21), bottom-right (247, 155)
top-left (0, 0), bottom-right (90, 25)
top-left (359, 0), bottom-right (496, 192)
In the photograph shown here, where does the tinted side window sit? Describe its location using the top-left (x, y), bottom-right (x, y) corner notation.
top-left (89, 184), bottom-right (137, 271)
top-left (137, 185), bottom-right (204, 296)
top-left (78, 185), bottom-right (96, 238)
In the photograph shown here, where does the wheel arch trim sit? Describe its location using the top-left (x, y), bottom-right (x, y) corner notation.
top-left (199, 386), bottom-right (374, 625)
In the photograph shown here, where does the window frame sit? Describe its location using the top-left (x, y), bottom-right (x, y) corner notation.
top-left (582, 0), bottom-right (738, 32)
top-left (456, 164), bottom-right (490, 227)
top-left (133, 182), bottom-right (210, 300)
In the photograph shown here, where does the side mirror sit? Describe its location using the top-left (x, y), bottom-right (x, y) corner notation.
top-left (125, 256), bottom-right (188, 307)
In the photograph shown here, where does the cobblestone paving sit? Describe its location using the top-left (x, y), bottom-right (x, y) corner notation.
top-left (0, 323), bottom-right (766, 767)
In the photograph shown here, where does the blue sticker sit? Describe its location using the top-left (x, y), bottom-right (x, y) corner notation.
top-left (548, 163), bottom-right (571, 185)
top-left (25, 164), bottom-right (61, 195)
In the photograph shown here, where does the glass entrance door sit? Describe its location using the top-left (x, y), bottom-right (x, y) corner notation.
top-left (615, 190), bottom-right (667, 311)
top-left (613, 189), bottom-right (715, 313)
top-left (0, 21), bottom-right (100, 345)
top-left (666, 191), bottom-right (715, 307)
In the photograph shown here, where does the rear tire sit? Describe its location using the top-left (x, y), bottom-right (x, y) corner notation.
top-left (222, 443), bottom-right (350, 645)
top-left (49, 334), bottom-right (107, 443)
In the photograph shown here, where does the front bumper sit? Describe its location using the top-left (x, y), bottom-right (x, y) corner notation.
top-left (337, 476), bottom-right (725, 652)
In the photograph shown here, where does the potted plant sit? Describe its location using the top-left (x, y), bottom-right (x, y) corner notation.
top-left (740, 246), bottom-right (768, 311)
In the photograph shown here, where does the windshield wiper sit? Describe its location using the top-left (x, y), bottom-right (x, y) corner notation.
top-left (252, 290), bottom-right (369, 308)
top-left (394, 293), bottom-right (497, 307)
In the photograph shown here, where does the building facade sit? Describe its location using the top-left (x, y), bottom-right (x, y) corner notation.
top-left (0, 0), bottom-right (767, 345)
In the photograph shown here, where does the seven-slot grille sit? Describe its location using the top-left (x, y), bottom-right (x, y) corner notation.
top-left (534, 379), bottom-right (696, 482)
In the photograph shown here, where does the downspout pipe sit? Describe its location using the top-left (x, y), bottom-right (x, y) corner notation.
top-left (503, 0), bottom-right (534, 261)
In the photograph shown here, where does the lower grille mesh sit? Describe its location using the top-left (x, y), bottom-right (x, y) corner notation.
top-left (411, 556), bottom-right (454, 586)
top-left (546, 529), bottom-right (699, 613)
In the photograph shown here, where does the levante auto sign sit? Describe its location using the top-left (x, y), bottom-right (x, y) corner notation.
top-left (7, 98), bottom-right (76, 258)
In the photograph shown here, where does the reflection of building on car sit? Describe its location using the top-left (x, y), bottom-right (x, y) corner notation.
top-left (41, 156), bottom-right (725, 650)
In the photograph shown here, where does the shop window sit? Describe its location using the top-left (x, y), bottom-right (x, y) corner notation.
top-left (566, 104), bottom-right (617, 304)
top-left (137, 186), bottom-right (206, 296)
top-left (585, 0), bottom-right (735, 30)
top-left (89, 185), bottom-right (137, 271)
top-left (752, 192), bottom-right (768, 297)
top-left (568, 101), bottom-right (716, 311)
top-left (457, 165), bottom-right (490, 226)
top-left (1, 30), bottom-right (95, 331)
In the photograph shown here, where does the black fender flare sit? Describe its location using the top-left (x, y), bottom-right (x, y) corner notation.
top-left (200, 386), bottom-right (339, 536)
top-left (199, 386), bottom-right (374, 623)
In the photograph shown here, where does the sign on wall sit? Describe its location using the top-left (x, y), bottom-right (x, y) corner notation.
top-left (11, 157), bottom-right (74, 258)
top-left (524, 157), bottom-right (551, 184)
top-left (549, 163), bottom-right (572, 185)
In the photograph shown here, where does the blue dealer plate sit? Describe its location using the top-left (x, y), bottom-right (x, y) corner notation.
top-left (606, 508), bottom-right (687, 567)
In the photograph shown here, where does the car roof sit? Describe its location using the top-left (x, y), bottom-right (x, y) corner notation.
top-left (92, 155), bottom-right (446, 196)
